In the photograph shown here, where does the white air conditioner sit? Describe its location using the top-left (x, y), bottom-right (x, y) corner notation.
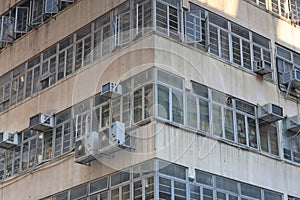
top-left (75, 131), bottom-right (99, 164)
top-left (253, 60), bottom-right (272, 76)
top-left (98, 121), bottom-right (125, 155)
top-left (258, 103), bottom-right (284, 123)
top-left (286, 114), bottom-right (300, 133)
top-left (101, 82), bottom-right (122, 98)
top-left (0, 132), bottom-right (18, 149)
top-left (282, 69), bottom-right (300, 90)
top-left (29, 113), bottom-right (54, 132)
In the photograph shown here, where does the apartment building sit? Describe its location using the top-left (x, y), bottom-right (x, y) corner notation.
top-left (0, 0), bottom-right (299, 199)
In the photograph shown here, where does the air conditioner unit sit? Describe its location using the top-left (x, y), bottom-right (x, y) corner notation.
top-left (282, 69), bottom-right (300, 90)
top-left (75, 131), bottom-right (99, 164)
top-left (98, 121), bottom-right (125, 155)
top-left (101, 82), bottom-right (122, 98)
top-left (29, 113), bottom-right (54, 132)
top-left (258, 103), bottom-right (284, 123)
top-left (253, 60), bottom-right (272, 76)
top-left (0, 132), bottom-right (18, 149)
top-left (286, 114), bottom-right (300, 133)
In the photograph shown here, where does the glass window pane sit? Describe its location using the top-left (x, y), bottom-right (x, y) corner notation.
top-left (242, 40), bottom-right (251, 70)
top-left (192, 82), bottom-right (208, 98)
top-left (220, 30), bottom-right (229, 60)
top-left (134, 88), bottom-right (143, 123)
top-left (195, 170), bottom-right (213, 186)
top-left (145, 177), bottom-right (155, 199)
top-left (224, 109), bottom-right (234, 141)
top-left (159, 177), bottom-right (171, 200)
top-left (158, 85), bottom-right (170, 120)
top-left (144, 84), bottom-right (154, 119)
top-left (217, 192), bottom-right (226, 200)
top-left (111, 170), bottom-right (130, 186)
top-left (216, 177), bottom-right (238, 194)
top-left (232, 36), bottom-right (241, 65)
top-left (112, 97), bottom-right (121, 123)
top-left (174, 181), bottom-right (186, 200)
top-left (111, 188), bottom-right (119, 200)
top-left (248, 118), bottom-right (258, 148)
top-left (252, 33), bottom-right (269, 48)
top-left (199, 99), bottom-right (210, 132)
top-left (157, 70), bottom-right (183, 89)
top-left (101, 104), bottom-right (110, 128)
top-left (122, 184), bottom-right (130, 200)
top-left (159, 160), bottom-right (186, 179)
top-left (55, 191), bottom-right (68, 200)
top-left (172, 90), bottom-right (183, 124)
top-left (209, 25), bottom-right (218, 56)
top-left (134, 180), bottom-right (142, 200)
top-left (209, 13), bottom-right (228, 29)
top-left (122, 94), bottom-right (131, 127)
top-left (190, 185), bottom-right (200, 200)
top-left (187, 94), bottom-right (197, 128)
top-left (260, 124), bottom-right (269, 153)
top-left (213, 105), bottom-right (222, 137)
top-left (237, 113), bottom-right (246, 145)
top-left (70, 184), bottom-right (87, 199)
top-left (241, 183), bottom-right (261, 199)
top-left (231, 23), bottom-right (249, 39)
top-left (264, 190), bottom-right (282, 200)
top-left (270, 126), bottom-right (279, 155)
top-left (90, 177), bottom-right (108, 194)
top-left (203, 188), bottom-right (213, 200)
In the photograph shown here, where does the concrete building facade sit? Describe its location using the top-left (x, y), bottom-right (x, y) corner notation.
top-left (0, 0), bottom-right (299, 199)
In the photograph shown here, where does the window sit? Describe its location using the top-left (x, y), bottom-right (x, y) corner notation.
top-left (73, 99), bottom-right (91, 139)
top-left (260, 123), bottom-right (279, 156)
top-left (271, 0), bottom-right (288, 17)
top-left (156, 0), bottom-right (180, 38)
top-left (276, 45), bottom-right (300, 85)
top-left (235, 100), bottom-right (258, 148)
top-left (0, 150), bottom-right (4, 180)
top-left (185, 10), bottom-right (201, 43)
top-left (54, 109), bottom-right (72, 157)
top-left (15, 7), bottom-right (29, 33)
top-left (70, 184), bottom-right (88, 199)
top-left (0, 72), bottom-right (11, 112)
top-left (10, 65), bottom-right (26, 106)
top-left (26, 55), bottom-right (41, 98)
top-left (206, 11), bottom-right (272, 74)
top-left (89, 177), bottom-right (108, 194)
top-left (31, 0), bottom-right (45, 25)
top-left (157, 84), bottom-right (184, 124)
top-left (13, 146), bottom-right (21, 175)
top-left (58, 36), bottom-right (74, 80)
top-left (5, 150), bottom-right (13, 178)
top-left (41, 46), bottom-right (57, 89)
top-left (75, 25), bottom-right (92, 70)
top-left (0, 15), bottom-right (15, 43)
top-left (159, 160), bottom-right (186, 179)
top-left (93, 13), bottom-right (111, 60)
top-left (290, 0), bottom-right (300, 21)
top-left (283, 128), bottom-right (300, 163)
top-left (288, 195), bottom-right (300, 200)
top-left (211, 91), bottom-right (235, 140)
top-left (133, 0), bottom-right (152, 36)
top-left (45, 0), bottom-right (58, 14)
top-left (21, 130), bottom-right (39, 171)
